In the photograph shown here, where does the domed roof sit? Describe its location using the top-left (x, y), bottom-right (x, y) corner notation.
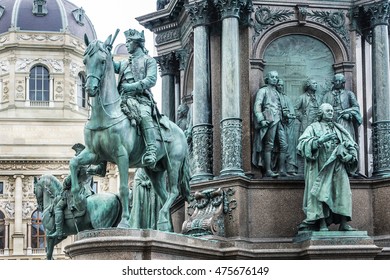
top-left (113, 43), bottom-right (128, 56)
top-left (0, 0), bottom-right (96, 40)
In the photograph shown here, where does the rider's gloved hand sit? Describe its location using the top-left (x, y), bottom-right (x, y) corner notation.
top-left (120, 83), bottom-right (137, 94)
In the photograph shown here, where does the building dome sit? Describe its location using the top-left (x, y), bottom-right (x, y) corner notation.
top-left (0, 0), bottom-right (96, 40)
top-left (113, 43), bottom-right (128, 56)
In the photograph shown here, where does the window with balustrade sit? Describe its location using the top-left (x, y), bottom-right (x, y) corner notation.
top-left (31, 210), bottom-right (46, 249)
top-left (29, 65), bottom-right (50, 106)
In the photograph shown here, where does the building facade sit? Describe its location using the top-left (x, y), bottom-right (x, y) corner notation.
top-left (0, 0), bottom-right (128, 259)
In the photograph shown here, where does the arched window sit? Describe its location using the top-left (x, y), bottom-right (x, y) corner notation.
top-left (77, 72), bottom-right (87, 108)
top-left (31, 210), bottom-right (46, 249)
top-left (29, 65), bottom-right (50, 103)
top-left (0, 211), bottom-right (5, 250)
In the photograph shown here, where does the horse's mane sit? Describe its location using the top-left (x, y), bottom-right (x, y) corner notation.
top-left (84, 40), bottom-right (109, 58)
top-left (38, 174), bottom-right (62, 197)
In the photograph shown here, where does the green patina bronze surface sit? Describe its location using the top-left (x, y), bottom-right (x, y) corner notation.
top-left (69, 30), bottom-right (191, 233)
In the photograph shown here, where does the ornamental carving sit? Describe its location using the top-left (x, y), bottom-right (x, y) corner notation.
top-left (17, 34), bottom-right (63, 42)
top-left (0, 160), bottom-right (69, 171)
top-left (372, 121), bottom-right (390, 175)
top-left (155, 28), bottom-right (181, 45)
top-left (183, 187), bottom-right (237, 236)
top-left (22, 201), bottom-right (37, 219)
top-left (16, 58), bottom-right (63, 72)
top-left (186, 0), bottom-right (211, 27)
top-left (365, 0), bottom-right (390, 27)
top-left (252, 6), bottom-right (294, 41)
top-left (308, 10), bottom-right (350, 47)
top-left (0, 60), bottom-right (9, 73)
top-left (221, 118), bottom-right (242, 173)
top-left (214, 0), bottom-right (251, 19)
top-left (0, 202), bottom-right (15, 218)
top-left (192, 124), bottom-right (213, 177)
top-left (155, 53), bottom-right (178, 76)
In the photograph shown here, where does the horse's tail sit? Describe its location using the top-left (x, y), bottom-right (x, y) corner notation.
top-left (178, 155), bottom-right (191, 201)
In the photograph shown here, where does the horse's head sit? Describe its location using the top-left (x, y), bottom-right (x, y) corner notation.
top-left (33, 176), bottom-right (44, 212)
top-left (83, 34), bottom-right (113, 97)
top-left (33, 175), bottom-right (62, 212)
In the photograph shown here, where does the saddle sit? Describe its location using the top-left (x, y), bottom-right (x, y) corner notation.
top-left (121, 97), bottom-right (174, 142)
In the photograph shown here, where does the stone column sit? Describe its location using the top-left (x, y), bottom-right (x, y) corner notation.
top-left (155, 53), bottom-right (178, 121)
top-left (26, 221), bottom-right (32, 255)
top-left (4, 221), bottom-right (9, 256)
top-left (366, 1), bottom-right (390, 177)
top-left (215, 0), bottom-right (248, 176)
top-left (186, 1), bottom-right (213, 182)
top-left (12, 175), bottom-right (24, 255)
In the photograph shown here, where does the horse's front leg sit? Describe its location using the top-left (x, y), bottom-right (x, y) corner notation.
top-left (116, 145), bottom-right (131, 228)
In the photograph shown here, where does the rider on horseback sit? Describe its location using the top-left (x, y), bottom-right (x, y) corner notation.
top-left (47, 143), bottom-right (95, 238)
top-left (113, 28), bottom-right (158, 168)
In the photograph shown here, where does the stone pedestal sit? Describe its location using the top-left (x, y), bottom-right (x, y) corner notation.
top-left (293, 231), bottom-right (381, 259)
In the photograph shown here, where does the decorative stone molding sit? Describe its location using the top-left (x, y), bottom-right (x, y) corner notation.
top-left (16, 58), bottom-right (64, 73)
top-left (155, 28), bottom-right (181, 45)
top-left (308, 10), bottom-right (350, 47)
top-left (0, 160), bottom-right (69, 171)
top-left (252, 6), bottom-right (294, 41)
top-left (372, 121), bottom-right (390, 176)
top-left (17, 34), bottom-right (63, 42)
top-left (220, 118), bottom-right (243, 176)
top-left (191, 124), bottom-right (213, 181)
top-left (2, 80), bottom-right (9, 102)
top-left (15, 80), bottom-right (25, 100)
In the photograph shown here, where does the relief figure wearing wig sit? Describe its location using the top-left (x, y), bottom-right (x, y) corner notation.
top-left (297, 103), bottom-right (358, 232)
top-left (113, 28), bottom-right (158, 167)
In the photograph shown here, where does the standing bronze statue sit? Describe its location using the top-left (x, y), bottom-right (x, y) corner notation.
top-left (252, 70), bottom-right (287, 177)
top-left (295, 78), bottom-right (320, 137)
top-left (297, 103), bottom-right (358, 232)
top-left (276, 79), bottom-right (298, 176)
top-left (114, 29), bottom-right (158, 168)
top-left (322, 73), bottom-right (362, 141)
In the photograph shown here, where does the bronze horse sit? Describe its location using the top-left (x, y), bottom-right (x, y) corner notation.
top-left (33, 174), bottom-right (121, 259)
top-left (69, 34), bottom-right (191, 231)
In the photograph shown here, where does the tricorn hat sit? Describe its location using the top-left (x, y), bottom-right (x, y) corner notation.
top-left (71, 143), bottom-right (85, 152)
top-left (124, 29), bottom-right (145, 42)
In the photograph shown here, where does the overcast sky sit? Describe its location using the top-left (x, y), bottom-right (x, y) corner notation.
top-left (70, 0), bottom-right (162, 106)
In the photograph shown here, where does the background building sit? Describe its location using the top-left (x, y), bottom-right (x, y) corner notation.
top-left (0, 0), bottom-right (129, 259)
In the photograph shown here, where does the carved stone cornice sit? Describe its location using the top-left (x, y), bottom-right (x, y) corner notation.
top-left (186, 0), bottom-right (212, 27)
top-left (155, 28), bottom-right (181, 45)
top-left (0, 160), bottom-right (69, 171)
top-left (155, 52), bottom-right (179, 76)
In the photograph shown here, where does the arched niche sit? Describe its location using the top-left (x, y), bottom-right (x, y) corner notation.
top-left (251, 22), bottom-right (353, 103)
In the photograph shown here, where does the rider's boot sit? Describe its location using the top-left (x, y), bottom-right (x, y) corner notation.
top-left (140, 116), bottom-right (157, 168)
top-left (47, 210), bottom-right (65, 239)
